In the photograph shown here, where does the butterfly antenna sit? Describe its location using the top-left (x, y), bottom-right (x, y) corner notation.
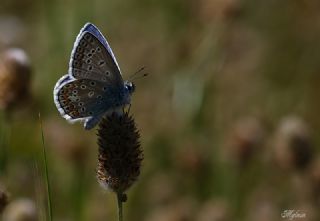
top-left (129, 66), bottom-right (148, 81)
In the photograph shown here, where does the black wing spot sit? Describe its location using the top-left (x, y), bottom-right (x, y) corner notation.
top-left (90, 81), bottom-right (96, 86)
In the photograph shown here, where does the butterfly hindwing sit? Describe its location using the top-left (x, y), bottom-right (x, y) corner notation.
top-left (54, 77), bottom-right (118, 121)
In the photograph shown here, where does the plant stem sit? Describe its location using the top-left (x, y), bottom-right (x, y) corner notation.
top-left (117, 192), bottom-right (123, 221)
top-left (39, 113), bottom-right (53, 221)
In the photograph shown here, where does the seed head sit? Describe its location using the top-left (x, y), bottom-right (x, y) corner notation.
top-left (0, 187), bottom-right (9, 214)
top-left (273, 116), bottom-right (313, 170)
top-left (0, 48), bottom-right (31, 111)
top-left (96, 112), bottom-right (143, 194)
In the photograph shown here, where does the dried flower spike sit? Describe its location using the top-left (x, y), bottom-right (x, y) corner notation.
top-left (0, 48), bottom-right (31, 111)
top-left (273, 116), bottom-right (313, 170)
top-left (96, 112), bottom-right (143, 194)
top-left (0, 187), bottom-right (9, 214)
top-left (2, 198), bottom-right (37, 221)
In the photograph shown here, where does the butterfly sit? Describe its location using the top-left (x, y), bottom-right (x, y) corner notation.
top-left (53, 23), bottom-right (135, 130)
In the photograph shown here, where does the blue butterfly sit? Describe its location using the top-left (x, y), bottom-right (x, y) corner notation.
top-left (53, 23), bottom-right (135, 130)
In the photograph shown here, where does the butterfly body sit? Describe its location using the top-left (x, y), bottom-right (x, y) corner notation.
top-left (53, 23), bottom-right (134, 130)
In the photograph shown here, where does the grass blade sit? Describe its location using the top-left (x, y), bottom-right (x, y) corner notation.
top-left (39, 112), bottom-right (53, 221)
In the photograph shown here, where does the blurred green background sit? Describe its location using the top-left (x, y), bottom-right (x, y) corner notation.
top-left (1, 0), bottom-right (320, 220)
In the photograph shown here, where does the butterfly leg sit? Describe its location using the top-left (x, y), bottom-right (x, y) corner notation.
top-left (127, 104), bottom-right (131, 114)
top-left (84, 114), bottom-right (104, 130)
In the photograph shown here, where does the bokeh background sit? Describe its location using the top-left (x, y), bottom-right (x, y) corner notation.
top-left (1, 0), bottom-right (320, 220)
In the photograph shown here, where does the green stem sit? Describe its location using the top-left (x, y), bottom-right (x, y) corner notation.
top-left (39, 113), bottom-right (53, 221)
top-left (117, 192), bottom-right (123, 221)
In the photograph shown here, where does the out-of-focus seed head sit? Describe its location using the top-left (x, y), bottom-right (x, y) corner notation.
top-left (0, 186), bottom-right (9, 214)
top-left (309, 158), bottom-right (320, 204)
top-left (224, 117), bottom-right (265, 167)
top-left (0, 48), bottom-right (31, 111)
top-left (2, 198), bottom-right (37, 221)
top-left (273, 116), bottom-right (313, 170)
top-left (96, 112), bottom-right (143, 194)
top-left (196, 200), bottom-right (230, 221)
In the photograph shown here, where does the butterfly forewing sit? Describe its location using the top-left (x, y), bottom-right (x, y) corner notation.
top-left (81, 23), bottom-right (121, 72)
top-left (70, 32), bottom-right (123, 86)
